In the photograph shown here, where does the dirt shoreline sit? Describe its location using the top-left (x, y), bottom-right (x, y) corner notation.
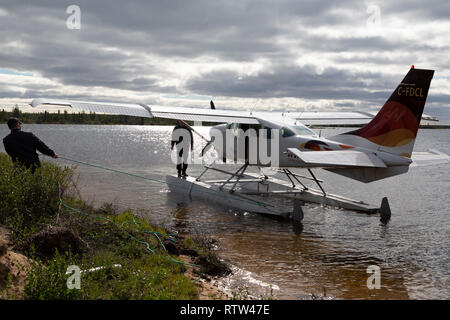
top-left (180, 254), bottom-right (231, 300)
top-left (0, 225), bottom-right (31, 299)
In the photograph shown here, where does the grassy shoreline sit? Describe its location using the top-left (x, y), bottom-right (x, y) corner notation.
top-left (0, 152), bottom-right (231, 300)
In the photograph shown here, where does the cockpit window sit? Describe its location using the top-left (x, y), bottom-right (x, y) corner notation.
top-left (291, 125), bottom-right (315, 136)
top-left (281, 127), bottom-right (296, 137)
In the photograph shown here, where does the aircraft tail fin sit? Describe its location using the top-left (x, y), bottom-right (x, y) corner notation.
top-left (332, 66), bottom-right (434, 157)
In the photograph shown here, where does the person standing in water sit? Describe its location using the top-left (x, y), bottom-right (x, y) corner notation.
top-left (171, 120), bottom-right (193, 178)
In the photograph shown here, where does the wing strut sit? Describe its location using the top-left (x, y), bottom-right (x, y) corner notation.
top-left (283, 168), bottom-right (308, 190)
top-left (307, 169), bottom-right (327, 196)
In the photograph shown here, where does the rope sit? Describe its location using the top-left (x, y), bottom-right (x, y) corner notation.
top-left (57, 184), bottom-right (201, 275)
top-left (58, 156), bottom-right (166, 184)
top-left (57, 155), bottom-right (268, 208)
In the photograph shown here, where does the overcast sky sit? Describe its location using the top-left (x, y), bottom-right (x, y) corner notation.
top-left (1, 0), bottom-right (449, 120)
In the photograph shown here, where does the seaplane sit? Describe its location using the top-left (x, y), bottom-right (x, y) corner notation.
top-left (31, 66), bottom-right (450, 223)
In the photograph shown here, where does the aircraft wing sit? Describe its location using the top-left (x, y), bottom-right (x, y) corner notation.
top-left (411, 150), bottom-right (450, 166)
top-left (287, 148), bottom-right (387, 168)
top-left (30, 98), bottom-right (439, 126)
top-left (30, 98), bottom-right (260, 124)
top-left (30, 98), bottom-right (154, 118)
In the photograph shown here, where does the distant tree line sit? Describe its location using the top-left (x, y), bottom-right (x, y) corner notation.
top-left (0, 106), bottom-right (179, 125)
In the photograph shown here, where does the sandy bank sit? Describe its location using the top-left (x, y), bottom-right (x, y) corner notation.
top-left (0, 225), bottom-right (32, 299)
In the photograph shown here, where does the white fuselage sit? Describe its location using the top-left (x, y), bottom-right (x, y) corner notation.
top-left (209, 119), bottom-right (412, 168)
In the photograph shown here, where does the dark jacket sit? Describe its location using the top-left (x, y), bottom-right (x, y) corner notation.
top-left (3, 129), bottom-right (56, 169)
top-left (171, 124), bottom-right (194, 149)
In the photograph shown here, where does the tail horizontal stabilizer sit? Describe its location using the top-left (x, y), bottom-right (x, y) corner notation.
top-left (287, 148), bottom-right (387, 168)
top-left (410, 149), bottom-right (450, 166)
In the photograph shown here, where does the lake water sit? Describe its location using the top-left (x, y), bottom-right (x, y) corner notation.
top-left (1, 124), bottom-right (449, 299)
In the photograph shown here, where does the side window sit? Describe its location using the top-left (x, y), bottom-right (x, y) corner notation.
top-left (281, 127), bottom-right (295, 137)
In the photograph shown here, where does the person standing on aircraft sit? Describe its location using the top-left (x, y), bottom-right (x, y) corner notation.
top-left (171, 120), bottom-right (193, 178)
top-left (3, 117), bottom-right (58, 173)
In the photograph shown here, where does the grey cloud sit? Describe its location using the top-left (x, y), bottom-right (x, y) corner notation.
top-left (427, 93), bottom-right (450, 104)
top-left (1, 0), bottom-right (359, 62)
top-left (0, 0), bottom-right (449, 116)
top-left (185, 64), bottom-right (393, 102)
top-left (0, 88), bottom-right (26, 99)
top-left (379, 1), bottom-right (450, 21)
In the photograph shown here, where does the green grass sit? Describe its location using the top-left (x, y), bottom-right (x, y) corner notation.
top-left (0, 152), bottom-right (201, 300)
top-left (23, 249), bottom-right (197, 300)
top-left (20, 210), bottom-right (199, 300)
top-left (0, 153), bottom-right (74, 239)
